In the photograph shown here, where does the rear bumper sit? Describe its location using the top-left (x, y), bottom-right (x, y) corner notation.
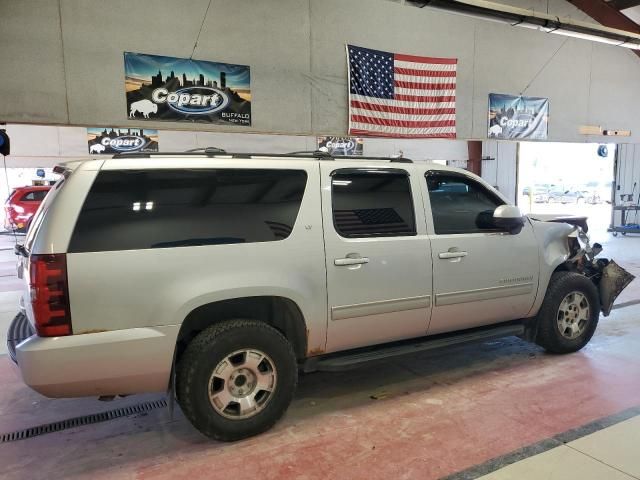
top-left (14, 325), bottom-right (178, 398)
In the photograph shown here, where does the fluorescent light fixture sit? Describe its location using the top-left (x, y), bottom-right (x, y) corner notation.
top-left (421, 0), bottom-right (640, 50)
top-left (132, 202), bottom-right (141, 211)
top-left (145, 201), bottom-right (154, 210)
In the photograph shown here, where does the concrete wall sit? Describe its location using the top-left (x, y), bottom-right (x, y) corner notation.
top-left (2, 0), bottom-right (640, 142)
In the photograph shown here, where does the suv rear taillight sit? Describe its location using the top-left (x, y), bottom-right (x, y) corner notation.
top-left (29, 254), bottom-right (72, 337)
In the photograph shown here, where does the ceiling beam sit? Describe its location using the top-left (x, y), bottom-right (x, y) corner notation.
top-left (567, 0), bottom-right (640, 32)
top-left (566, 0), bottom-right (640, 57)
top-left (609, 0), bottom-right (640, 11)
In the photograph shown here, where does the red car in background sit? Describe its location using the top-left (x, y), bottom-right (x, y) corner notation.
top-left (4, 186), bottom-right (51, 232)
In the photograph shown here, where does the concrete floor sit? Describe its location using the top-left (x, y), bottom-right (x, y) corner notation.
top-left (0, 220), bottom-right (639, 479)
top-left (477, 416), bottom-right (640, 480)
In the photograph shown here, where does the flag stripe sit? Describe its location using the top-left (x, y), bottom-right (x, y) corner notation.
top-left (394, 68), bottom-right (457, 78)
top-left (351, 94), bottom-right (455, 108)
top-left (394, 60), bottom-right (457, 71)
top-left (351, 109), bottom-right (456, 122)
top-left (351, 115), bottom-right (455, 128)
top-left (395, 93), bottom-right (456, 103)
top-left (395, 74), bottom-right (457, 84)
top-left (350, 126), bottom-right (457, 137)
top-left (394, 80), bottom-right (456, 90)
top-left (350, 100), bottom-right (456, 115)
top-left (394, 53), bottom-right (458, 65)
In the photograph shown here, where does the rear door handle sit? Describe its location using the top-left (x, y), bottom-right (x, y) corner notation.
top-left (438, 251), bottom-right (468, 259)
top-left (335, 257), bottom-right (370, 266)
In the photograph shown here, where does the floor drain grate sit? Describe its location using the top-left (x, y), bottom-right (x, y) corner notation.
top-left (0, 398), bottom-right (168, 443)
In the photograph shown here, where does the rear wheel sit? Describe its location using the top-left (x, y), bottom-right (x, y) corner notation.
top-left (176, 319), bottom-right (297, 441)
top-left (535, 272), bottom-right (599, 353)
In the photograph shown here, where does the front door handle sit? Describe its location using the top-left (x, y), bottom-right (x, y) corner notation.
top-left (438, 251), bottom-right (468, 259)
top-left (335, 257), bottom-right (370, 266)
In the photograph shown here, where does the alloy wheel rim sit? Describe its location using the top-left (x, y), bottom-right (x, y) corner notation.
top-left (208, 349), bottom-right (277, 420)
top-left (557, 291), bottom-right (590, 340)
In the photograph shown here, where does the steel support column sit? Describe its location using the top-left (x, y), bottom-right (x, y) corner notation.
top-left (467, 140), bottom-right (482, 176)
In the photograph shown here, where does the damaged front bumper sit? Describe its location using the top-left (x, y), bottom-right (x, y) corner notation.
top-left (598, 260), bottom-right (635, 316)
top-left (565, 224), bottom-right (635, 316)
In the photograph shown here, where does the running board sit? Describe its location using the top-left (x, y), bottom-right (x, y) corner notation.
top-left (303, 323), bottom-right (525, 373)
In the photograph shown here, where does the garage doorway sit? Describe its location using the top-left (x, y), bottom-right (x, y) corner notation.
top-left (517, 142), bottom-right (615, 237)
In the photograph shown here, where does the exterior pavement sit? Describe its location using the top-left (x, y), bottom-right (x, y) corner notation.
top-left (0, 217), bottom-right (639, 479)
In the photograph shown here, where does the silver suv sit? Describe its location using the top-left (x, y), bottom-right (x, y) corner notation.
top-left (8, 150), bottom-right (633, 441)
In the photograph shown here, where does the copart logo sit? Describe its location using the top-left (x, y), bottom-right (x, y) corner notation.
top-left (499, 114), bottom-right (533, 129)
top-left (151, 87), bottom-right (229, 115)
top-left (101, 136), bottom-right (147, 152)
top-left (327, 140), bottom-right (355, 150)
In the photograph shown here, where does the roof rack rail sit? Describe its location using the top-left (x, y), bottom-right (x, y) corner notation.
top-left (287, 150), bottom-right (334, 159)
top-left (185, 147), bottom-right (227, 154)
top-left (110, 151), bottom-right (414, 162)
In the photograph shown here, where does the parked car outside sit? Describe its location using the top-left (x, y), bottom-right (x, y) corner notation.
top-left (560, 188), bottom-right (586, 204)
top-left (533, 187), bottom-right (550, 203)
top-left (524, 183), bottom-right (557, 200)
top-left (4, 186), bottom-right (51, 232)
top-left (584, 181), bottom-right (613, 204)
top-left (547, 187), bottom-right (565, 203)
top-left (7, 153), bottom-right (634, 442)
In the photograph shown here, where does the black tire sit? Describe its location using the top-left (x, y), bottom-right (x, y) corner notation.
top-left (176, 319), bottom-right (297, 442)
top-left (535, 271), bottom-right (600, 354)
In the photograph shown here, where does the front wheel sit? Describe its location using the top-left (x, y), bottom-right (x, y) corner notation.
top-left (535, 272), bottom-right (599, 354)
top-left (176, 319), bottom-right (298, 441)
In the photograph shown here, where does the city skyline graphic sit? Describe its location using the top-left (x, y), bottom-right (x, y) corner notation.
top-left (125, 52), bottom-right (250, 97)
top-left (124, 52), bottom-right (251, 125)
top-left (87, 127), bottom-right (159, 153)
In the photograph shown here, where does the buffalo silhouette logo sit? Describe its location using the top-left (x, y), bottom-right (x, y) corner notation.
top-left (129, 99), bottom-right (158, 119)
top-left (89, 144), bottom-right (106, 154)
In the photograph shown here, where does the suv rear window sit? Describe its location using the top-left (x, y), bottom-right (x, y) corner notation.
top-left (331, 169), bottom-right (416, 238)
top-left (68, 169), bottom-right (308, 253)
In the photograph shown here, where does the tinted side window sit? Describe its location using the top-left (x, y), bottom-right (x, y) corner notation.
top-left (331, 170), bottom-right (416, 238)
top-left (69, 169), bottom-right (308, 253)
top-left (21, 190), bottom-right (48, 201)
top-left (426, 172), bottom-right (505, 234)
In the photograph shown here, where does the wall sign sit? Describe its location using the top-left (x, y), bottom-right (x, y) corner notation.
top-left (488, 93), bottom-right (549, 140)
top-left (87, 127), bottom-right (159, 154)
top-left (124, 52), bottom-right (251, 126)
top-left (317, 136), bottom-right (363, 156)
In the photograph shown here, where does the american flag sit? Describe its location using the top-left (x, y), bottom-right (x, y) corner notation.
top-left (347, 45), bottom-right (457, 138)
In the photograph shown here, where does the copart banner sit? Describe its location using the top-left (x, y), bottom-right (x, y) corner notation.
top-left (488, 93), bottom-right (548, 140)
top-left (124, 52), bottom-right (251, 126)
top-left (87, 127), bottom-right (158, 154)
top-left (317, 136), bottom-right (363, 156)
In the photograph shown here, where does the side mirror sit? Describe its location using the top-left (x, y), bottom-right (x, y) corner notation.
top-left (493, 205), bottom-right (525, 234)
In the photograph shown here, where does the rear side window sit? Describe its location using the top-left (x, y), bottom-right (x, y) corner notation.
top-left (331, 169), bottom-right (416, 238)
top-left (21, 190), bottom-right (48, 202)
top-left (69, 169), bottom-right (308, 253)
